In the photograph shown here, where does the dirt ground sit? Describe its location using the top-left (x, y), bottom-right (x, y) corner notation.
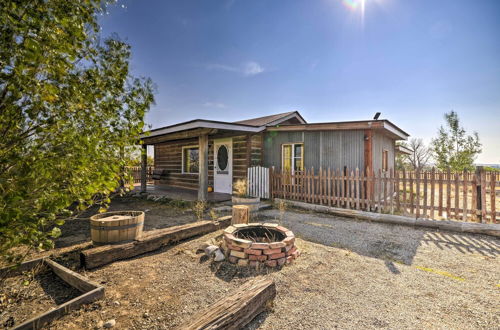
top-left (0, 267), bottom-right (81, 328)
top-left (2, 197), bottom-right (499, 329)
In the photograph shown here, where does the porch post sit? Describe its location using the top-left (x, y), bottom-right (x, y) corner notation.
top-left (140, 144), bottom-right (148, 193)
top-left (198, 133), bottom-right (209, 201)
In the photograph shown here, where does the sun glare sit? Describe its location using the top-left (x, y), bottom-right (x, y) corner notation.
top-left (342, 0), bottom-right (369, 27)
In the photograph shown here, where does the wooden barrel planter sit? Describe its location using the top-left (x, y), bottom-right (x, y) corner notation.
top-left (90, 211), bottom-right (144, 245)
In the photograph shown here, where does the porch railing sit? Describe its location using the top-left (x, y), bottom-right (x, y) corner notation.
top-left (127, 166), bottom-right (153, 183)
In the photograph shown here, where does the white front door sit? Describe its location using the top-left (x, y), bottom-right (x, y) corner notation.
top-left (214, 138), bottom-right (233, 194)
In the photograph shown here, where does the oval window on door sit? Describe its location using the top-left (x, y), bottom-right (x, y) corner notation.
top-left (217, 145), bottom-right (228, 171)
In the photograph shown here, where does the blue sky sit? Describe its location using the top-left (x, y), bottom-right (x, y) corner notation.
top-left (100, 0), bottom-right (500, 163)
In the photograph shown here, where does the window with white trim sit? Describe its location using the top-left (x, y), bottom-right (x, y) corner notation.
top-left (282, 143), bottom-right (304, 173)
top-left (182, 146), bottom-right (199, 174)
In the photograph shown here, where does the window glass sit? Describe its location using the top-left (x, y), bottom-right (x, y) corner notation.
top-left (183, 147), bottom-right (199, 173)
top-left (282, 143), bottom-right (303, 173)
top-left (217, 145), bottom-right (228, 171)
top-left (283, 145), bottom-right (292, 172)
top-left (294, 144), bottom-right (303, 171)
top-left (382, 150), bottom-right (388, 171)
top-left (294, 144), bottom-right (302, 158)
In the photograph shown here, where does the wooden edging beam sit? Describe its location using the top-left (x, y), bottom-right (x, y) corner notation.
top-left (275, 198), bottom-right (500, 238)
top-left (81, 216), bottom-right (232, 270)
top-left (178, 278), bottom-right (276, 330)
top-left (0, 258), bottom-right (104, 330)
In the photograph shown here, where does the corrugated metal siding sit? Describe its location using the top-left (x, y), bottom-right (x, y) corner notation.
top-left (263, 131), bottom-right (303, 168)
top-left (263, 130), bottom-right (364, 172)
top-left (372, 131), bottom-right (395, 172)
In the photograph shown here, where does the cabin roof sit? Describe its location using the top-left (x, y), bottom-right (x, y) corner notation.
top-left (234, 111), bottom-right (306, 126)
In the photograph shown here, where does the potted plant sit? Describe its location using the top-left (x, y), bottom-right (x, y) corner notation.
top-left (232, 179), bottom-right (260, 213)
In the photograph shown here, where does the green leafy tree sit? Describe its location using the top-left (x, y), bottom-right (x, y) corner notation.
top-left (0, 0), bottom-right (154, 263)
top-left (431, 111), bottom-right (481, 171)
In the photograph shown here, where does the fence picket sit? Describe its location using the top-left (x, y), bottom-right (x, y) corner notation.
top-left (454, 172), bottom-right (460, 219)
top-left (491, 172), bottom-right (496, 223)
top-left (423, 171), bottom-right (428, 218)
top-left (402, 169), bottom-right (407, 215)
top-left (446, 168), bottom-right (451, 219)
top-left (462, 170), bottom-right (468, 221)
top-left (430, 168), bottom-right (435, 219)
top-left (480, 170), bottom-right (487, 222)
top-left (267, 166), bottom-right (498, 223)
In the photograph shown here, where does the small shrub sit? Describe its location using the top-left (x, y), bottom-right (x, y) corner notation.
top-left (233, 179), bottom-right (247, 197)
top-left (193, 201), bottom-right (207, 221)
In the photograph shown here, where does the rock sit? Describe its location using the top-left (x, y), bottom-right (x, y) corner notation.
top-left (112, 301), bottom-right (120, 306)
top-left (204, 245), bottom-right (219, 256)
top-left (103, 319), bottom-right (116, 328)
top-left (143, 312), bottom-right (150, 318)
top-left (214, 249), bottom-right (225, 262)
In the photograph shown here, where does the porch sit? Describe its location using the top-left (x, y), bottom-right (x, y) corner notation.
top-left (133, 184), bottom-right (232, 203)
top-left (139, 119), bottom-right (265, 201)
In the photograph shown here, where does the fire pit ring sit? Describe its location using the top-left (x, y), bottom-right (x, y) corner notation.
top-left (222, 223), bottom-right (300, 268)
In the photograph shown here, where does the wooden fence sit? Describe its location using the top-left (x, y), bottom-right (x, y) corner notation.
top-left (270, 167), bottom-right (499, 223)
top-left (127, 166), bottom-right (153, 183)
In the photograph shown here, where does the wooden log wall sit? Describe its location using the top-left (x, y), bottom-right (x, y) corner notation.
top-left (152, 134), bottom-right (263, 191)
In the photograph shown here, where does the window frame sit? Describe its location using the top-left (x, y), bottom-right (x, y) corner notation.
top-left (281, 143), bottom-right (304, 174)
top-left (181, 145), bottom-right (200, 174)
top-left (382, 149), bottom-right (389, 172)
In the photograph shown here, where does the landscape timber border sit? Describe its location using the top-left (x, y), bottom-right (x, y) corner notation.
top-left (275, 198), bottom-right (500, 238)
top-left (0, 257), bottom-right (104, 330)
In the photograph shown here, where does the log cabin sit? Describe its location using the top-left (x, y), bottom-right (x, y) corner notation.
top-left (139, 111), bottom-right (409, 200)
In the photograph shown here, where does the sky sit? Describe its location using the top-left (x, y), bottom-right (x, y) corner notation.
top-left (99, 0), bottom-right (500, 164)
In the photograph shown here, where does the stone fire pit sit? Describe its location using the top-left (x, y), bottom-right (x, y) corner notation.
top-left (222, 223), bottom-right (300, 268)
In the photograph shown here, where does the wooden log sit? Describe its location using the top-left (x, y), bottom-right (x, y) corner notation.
top-left (179, 278), bottom-right (276, 330)
top-left (232, 205), bottom-right (249, 225)
top-left (81, 218), bottom-right (231, 269)
top-left (14, 287), bottom-right (104, 330)
top-left (45, 259), bottom-right (100, 293)
top-left (0, 257), bottom-right (45, 278)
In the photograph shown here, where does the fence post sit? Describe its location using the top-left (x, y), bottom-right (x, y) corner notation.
top-left (475, 166), bottom-right (484, 223)
top-left (269, 167), bottom-right (274, 200)
top-left (140, 144), bottom-right (148, 193)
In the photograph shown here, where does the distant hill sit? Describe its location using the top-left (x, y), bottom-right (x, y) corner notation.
top-left (476, 164), bottom-right (500, 169)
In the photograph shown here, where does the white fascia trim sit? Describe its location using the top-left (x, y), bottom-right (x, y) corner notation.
top-left (383, 122), bottom-right (408, 140)
top-left (142, 120), bottom-right (264, 139)
top-left (267, 112), bottom-right (306, 126)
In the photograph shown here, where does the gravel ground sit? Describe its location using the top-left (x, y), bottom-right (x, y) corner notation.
top-left (43, 207), bottom-right (499, 329)
top-left (4, 201), bottom-right (499, 329)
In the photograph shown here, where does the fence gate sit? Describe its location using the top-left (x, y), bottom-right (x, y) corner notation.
top-left (247, 166), bottom-right (270, 199)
